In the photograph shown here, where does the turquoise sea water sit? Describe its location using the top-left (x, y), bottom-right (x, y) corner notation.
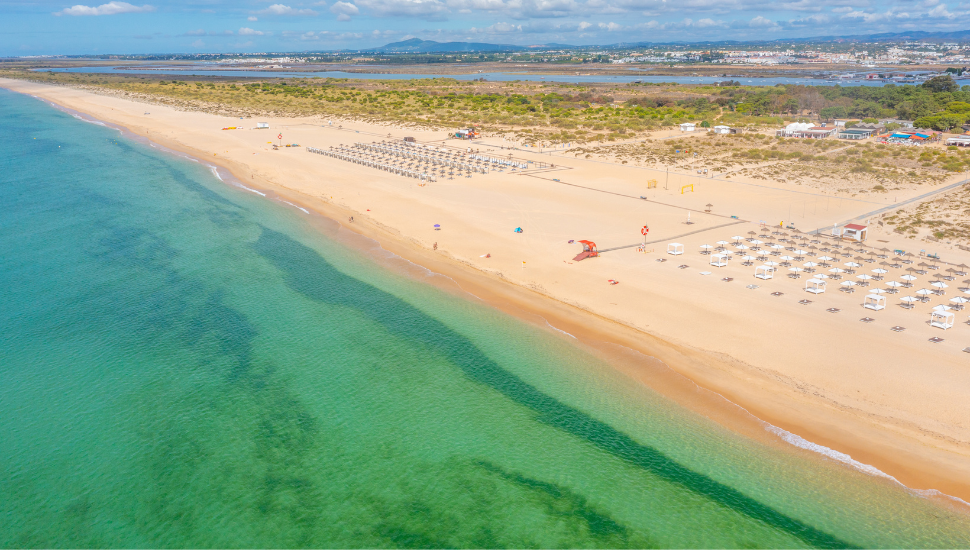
top-left (1, 87), bottom-right (969, 548)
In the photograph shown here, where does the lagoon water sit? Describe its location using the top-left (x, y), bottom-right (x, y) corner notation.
top-left (42, 65), bottom-right (970, 87)
top-left (2, 87), bottom-right (969, 548)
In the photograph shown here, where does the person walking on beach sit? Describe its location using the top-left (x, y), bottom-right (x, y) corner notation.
top-left (433, 242), bottom-right (438, 251)
top-left (349, 216), bottom-right (354, 223)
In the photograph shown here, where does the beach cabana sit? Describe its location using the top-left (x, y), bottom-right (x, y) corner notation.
top-left (573, 240), bottom-right (598, 261)
top-left (930, 310), bottom-right (955, 330)
top-left (755, 265), bottom-right (773, 280)
top-left (805, 278), bottom-right (826, 294)
top-left (667, 243), bottom-right (684, 255)
top-left (863, 294), bottom-right (886, 311)
top-left (710, 254), bottom-right (729, 267)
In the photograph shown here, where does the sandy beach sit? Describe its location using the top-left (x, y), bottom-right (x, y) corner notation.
top-left (6, 77), bottom-right (970, 505)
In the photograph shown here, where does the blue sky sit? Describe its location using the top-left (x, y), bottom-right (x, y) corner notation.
top-left (3, 0), bottom-right (970, 55)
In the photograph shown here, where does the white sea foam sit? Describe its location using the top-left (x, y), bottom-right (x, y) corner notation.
top-left (208, 166), bottom-right (223, 181)
top-left (542, 318), bottom-right (577, 338)
top-left (765, 425), bottom-right (894, 480)
top-left (277, 200), bottom-right (309, 214)
top-left (232, 183), bottom-right (266, 196)
top-left (70, 113), bottom-right (106, 126)
top-left (600, 342), bottom-right (970, 509)
top-left (765, 425), bottom-right (970, 508)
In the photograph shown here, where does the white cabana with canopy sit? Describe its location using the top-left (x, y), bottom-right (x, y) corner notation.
top-left (863, 294), bottom-right (886, 311)
top-left (930, 309), bottom-right (955, 330)
top-left (805, 278), bottom-right (826, 294)
top-left (710, 253), bottom-right (729, 267)
top-left (755, 265), bottom-right (774, 280)
top-left (667, 243), bottom-right (684, 255)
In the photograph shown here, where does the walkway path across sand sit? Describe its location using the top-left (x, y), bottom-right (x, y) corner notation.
top-left (814, 176), bottom-right (970, 233)
top-left (599, 220), bottom-right (748, 253)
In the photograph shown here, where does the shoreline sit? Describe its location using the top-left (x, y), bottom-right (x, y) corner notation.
top-left (6, 79), bottom-right (970, 510)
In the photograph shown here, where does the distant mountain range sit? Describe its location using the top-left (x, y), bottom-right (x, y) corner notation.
top-left (371, 30), bottom-right (970, 53)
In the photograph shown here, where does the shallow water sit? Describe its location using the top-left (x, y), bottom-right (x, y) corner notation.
top-left (1, 87), bottom-right (969, 548)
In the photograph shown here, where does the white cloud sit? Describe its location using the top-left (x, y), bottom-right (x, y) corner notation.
top-left (238, 27), bottom-right (266, 35)
top-left (330, 1), bottom-right (359, 20)
top-left (356, 0), bottom-right (449, 17)
top-left (185, 28), bottom-right (205, 36)
top-left (482, 21), bottom-right (523, 31)
top-left (257, 3), bottom-right (319, 15)
top-left (248, 15), bottom-right (259, 20)
top-left (577, 20), bottom-right (592, 29)
top-left (191, 39), bottom-right (205, 47)
top-left (927, 2), bottom-right (954, 17)
top-left (55, 1), bottom-right (154, 16)
top-left (597, 20), bottom-right (621, 30)
top-left (748, 15), bottom-right (778, 27)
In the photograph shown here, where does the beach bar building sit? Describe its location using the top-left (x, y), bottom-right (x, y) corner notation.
top-left (777, 123), bottom-right (837, 139)
top-left (680, 123), bottom-right (696, 132)
top-left (863, 294), bottom-right (886, 311)
top-left (713, 125), bottom-right (731, 134)
top-left (945, 135), bottom-right (970, 147)
top-left (840, 224), bottom-right (868, 242)
top-left (930, 309), bottom-right (955, 330)
top-left (838, 128), bottom-right (875, 140)
top-left (667, 242), bottom-right (684, 255)
top-left (256, 122), bottom-right (270, 129)
top-left (805, 278), bottom-right (826, 294)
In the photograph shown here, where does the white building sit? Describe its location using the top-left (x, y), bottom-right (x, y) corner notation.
top-left (680, 122), bottom-right (696, 132)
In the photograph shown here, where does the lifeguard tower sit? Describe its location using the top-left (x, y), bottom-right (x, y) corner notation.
top-left (573, 240), bottom-right (598, 261)
top-left (841, 224), bottom-right (868, 242)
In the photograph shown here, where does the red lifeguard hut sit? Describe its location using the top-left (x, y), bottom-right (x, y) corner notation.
top-left (574, 240), bottom-right (598, 261)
